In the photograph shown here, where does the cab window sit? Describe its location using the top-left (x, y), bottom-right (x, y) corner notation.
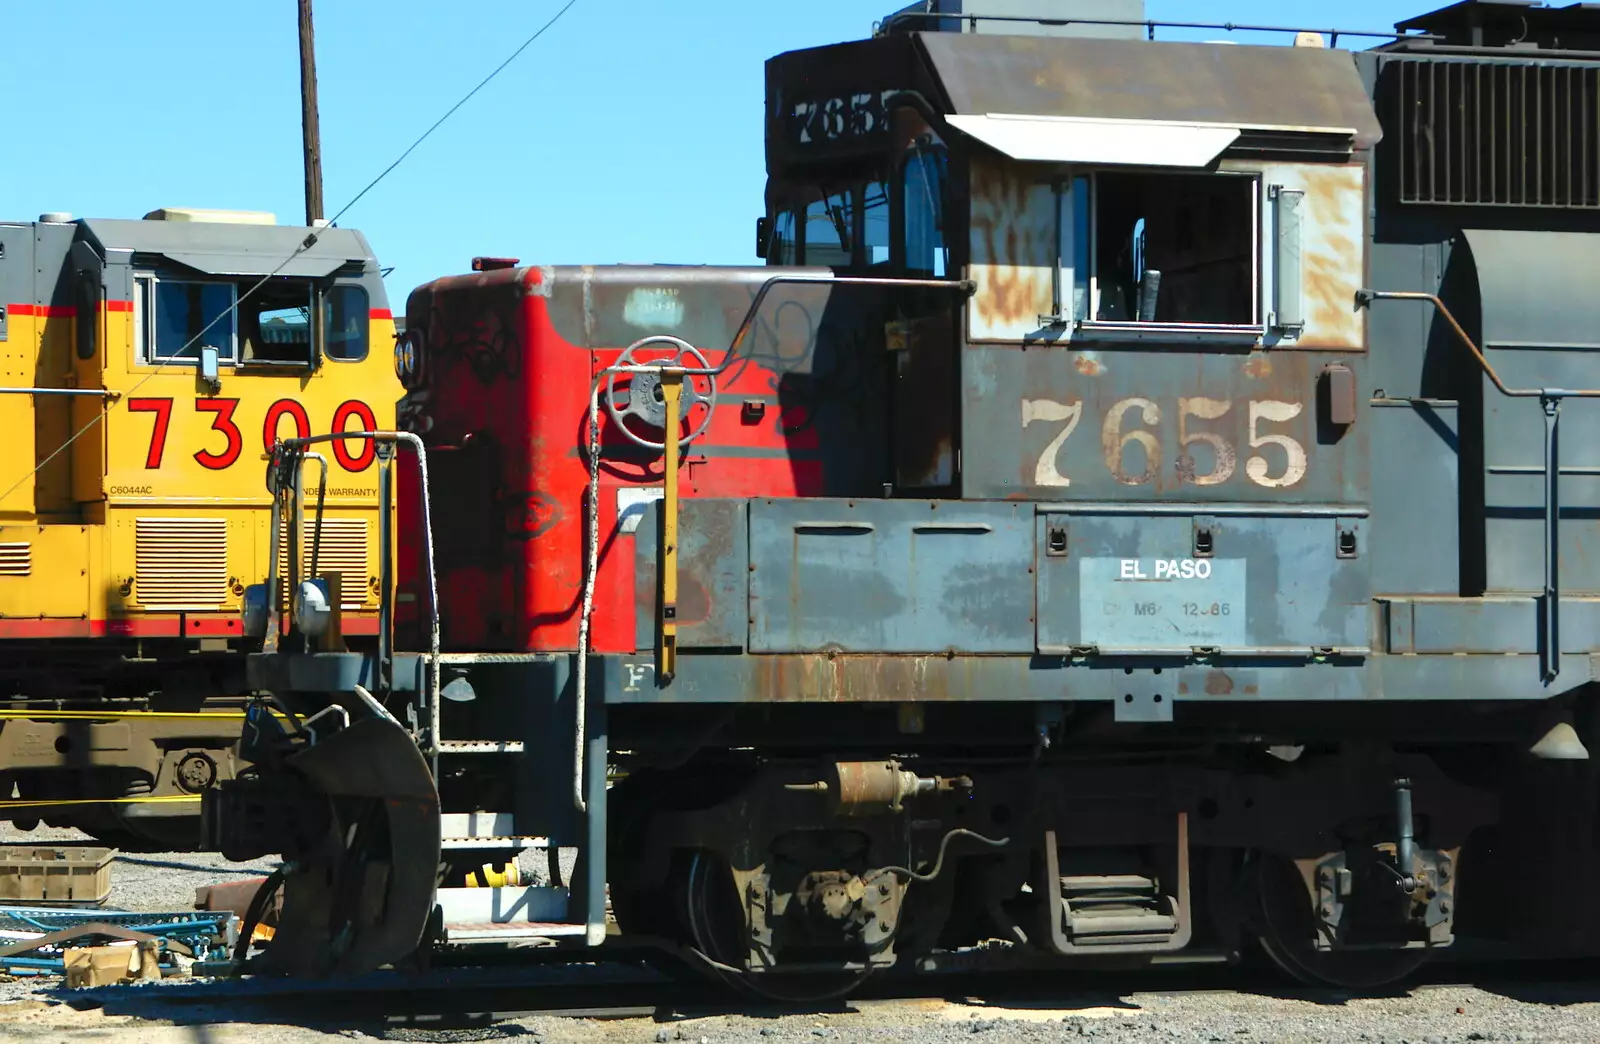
top-left (323, 284), bottom-right (370, 362)
top-left (240, 280), bottom-right (314, 364)
top-left (903, 146), bottom-right (948, 277)
top-left (135, 275), bottom-right (237, 363)
top-left (766, 210), bottom-right (799, 265)
top-left (803, 190), bottom-right (853, 267)
top-left (863, 180), bottom-right (891, 268)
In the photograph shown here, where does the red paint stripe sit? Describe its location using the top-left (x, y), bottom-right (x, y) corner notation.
top-left (0, 619), bottom-right (96, 638)
top-left (104, 618), bottom-right (182, 638)
top-left (340, 616), bottom-right (380, 636)
top-left (5, 304), bottom-right (76, 318)
top-left (183, 615), bottom-right (243, 637)
top-left (104, 300), bottom-right (133, 313)
top-left (369, 308), bottom-right (393, 321)
top-left (0, 614), bottom-right (377, 639)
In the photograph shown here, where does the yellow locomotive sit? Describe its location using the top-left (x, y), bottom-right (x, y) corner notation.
top-left (0, 207), bottom-right (398, 848)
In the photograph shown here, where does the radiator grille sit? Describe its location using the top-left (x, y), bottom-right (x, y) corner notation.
top-left (277, 518), bottom-right (372, 610)
top-left (134, 518), bottom-right (228, 609)
top-left (0, 543), bottom-right (30, 577)
top-left (1388, 58), bottom-right (1600, 209)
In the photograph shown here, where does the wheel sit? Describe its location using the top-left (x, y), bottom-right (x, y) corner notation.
top-left (1251, 851), bottom-right (1431, 991)
top-left (679, 849), bottom-right (874, 1004)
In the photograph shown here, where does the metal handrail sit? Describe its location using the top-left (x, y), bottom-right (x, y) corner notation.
top-left (1357, 289), bottom-right (1598, 682)
top-left (873, 11), bottom-right (1435, 47)
top-left (267, 430), bottom-right (441, 760)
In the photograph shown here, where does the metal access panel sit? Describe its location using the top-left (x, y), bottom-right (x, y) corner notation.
top-left (748, 498), bottom-right (1034, 654)
top-left (635, 498), bottom-right (750, 650)
top-left (1036, 511), bottom-right (1370, 656)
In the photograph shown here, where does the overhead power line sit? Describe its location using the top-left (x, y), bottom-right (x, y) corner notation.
top-left (0, 0), bottom-right (583, 510)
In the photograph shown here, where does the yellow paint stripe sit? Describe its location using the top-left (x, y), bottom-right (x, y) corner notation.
top-left (0, 710), bottom-right (287, 721)
top-left (0, 794), bottom-right (202, 810)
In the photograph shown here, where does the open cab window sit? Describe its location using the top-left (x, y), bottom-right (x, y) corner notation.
top-left (1070, 170), bottom-right (1260, 338)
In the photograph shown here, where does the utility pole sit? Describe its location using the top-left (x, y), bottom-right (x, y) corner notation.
top-left (298, 0), bottom-right (325, 226)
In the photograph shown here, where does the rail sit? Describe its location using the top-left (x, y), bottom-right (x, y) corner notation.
top-left (1357, 289), bottom-right (1600, 682)
top-left (872, 12), bottom-right (1435, 47)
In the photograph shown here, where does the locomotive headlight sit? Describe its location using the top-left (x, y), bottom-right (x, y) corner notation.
top-left (394, 329), bottom-right (420, 385)
top-left (241, 584), bottom-right (269, 638)
top-left (293, 578), bottom-right (333, 638)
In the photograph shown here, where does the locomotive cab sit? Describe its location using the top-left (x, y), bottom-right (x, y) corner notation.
top-left (0, 207), bottom-right (397, 848)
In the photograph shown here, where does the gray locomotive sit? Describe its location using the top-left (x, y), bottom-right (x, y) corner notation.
top-left (203, 0), bottom-right (1600, 997)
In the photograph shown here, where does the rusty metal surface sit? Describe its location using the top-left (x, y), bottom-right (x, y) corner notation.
top-left (603, 648), bottom-right (1591, 705)
top-left (967, 153), bottom-right (1057, 343)
top-left (963, 347), bottom-right (1368, 503)
top-left (917, 32), bottom-right (1382, 146)
top-left (633, 498), bottom-right (748, 650)
top-left (747, 498), bottom-right (1034, 655)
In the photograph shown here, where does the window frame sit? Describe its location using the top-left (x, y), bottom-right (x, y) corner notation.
top-left (1060, 168), bottom-right (1266, 345)
top-left (133, 273), bottom-right (240, 366)
top-left (244, 285), bottom-right (317, 367)
top-left (901, 139), bottom-right (951, 278)
top-left (321, 283), bottom-right (371, 364)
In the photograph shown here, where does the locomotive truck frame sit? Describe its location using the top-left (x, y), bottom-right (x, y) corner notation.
top-left (190, 0), bottom-right (1600, 998)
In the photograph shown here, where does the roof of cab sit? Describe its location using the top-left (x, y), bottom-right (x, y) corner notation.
top-left (77, 217), bottom-right (377, 278)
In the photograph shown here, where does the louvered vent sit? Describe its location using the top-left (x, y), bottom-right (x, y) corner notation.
top-left (0, 543), bottom-right (30, 577)
top-left (134, 518), bottom-right (228, 609)
top-left (1387, 58), bottom-right (1600, 208)
top-left (277, 518), bottom-right (371, 610)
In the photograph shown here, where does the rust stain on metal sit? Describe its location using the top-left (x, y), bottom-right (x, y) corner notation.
top-left (1287, 163), bottom-right (1364, 350)
top-left (1203, 670), bottom-right (1234, 696)
top-left (751, 655), bottom-right (980, 703)
top-left (1073, 352), bottom-right (1103, 377)
top-left (968, 155), bottom-right (1055, 341)
top-left (1242, 355), bottom-right (1273, 379)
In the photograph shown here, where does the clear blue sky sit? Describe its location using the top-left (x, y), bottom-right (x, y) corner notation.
top-left (7, 0), bottom-right (1419, 306)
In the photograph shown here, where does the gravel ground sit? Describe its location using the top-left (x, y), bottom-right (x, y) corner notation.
top-left (1, 820), bottom-right (282, 913)
top-left (4, 981), bottom-right (1600, 1043)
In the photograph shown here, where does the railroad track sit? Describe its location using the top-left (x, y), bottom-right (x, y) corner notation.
top-left (53, 947), bottom-right (1600, 1032)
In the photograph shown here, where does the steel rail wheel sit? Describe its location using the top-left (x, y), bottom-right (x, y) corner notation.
top-left (1250, 851), bottom-right (1431, 991)
top-left (250, 717), bottom-right (441, 978)
top-left (680, 849), bottom-right (874, 1004)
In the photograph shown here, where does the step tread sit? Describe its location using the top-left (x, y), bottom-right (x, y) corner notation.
top-left (443, 922), bottom-right (588, 942)
top-left (441, 836), bottom-right (549, 850)
top-left (438, 740), bottom-right (526, 753)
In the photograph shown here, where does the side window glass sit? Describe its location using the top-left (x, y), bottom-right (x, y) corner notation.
top-left (74, 270), bottom-right (98, 360)
top-left (863, 181), bottom-right (891, 267)
top-left (141, 278), bottom-right (237, 363)
top-left (323, 284), bottom-right (370, 362)
top-left (803, 191), bottom-right (853, 267)
top-left (903, 146), bottom-right (948, 277)
top-left (768, 210), bottom-right (799, 266)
